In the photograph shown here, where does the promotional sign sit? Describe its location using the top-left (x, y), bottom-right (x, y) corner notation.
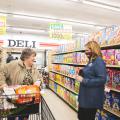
top-left (49, 23), bottom-right (72, 40)
top-left (0, 16), bottom-right (6, 35)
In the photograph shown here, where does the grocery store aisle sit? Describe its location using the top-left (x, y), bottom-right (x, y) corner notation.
top-left (42, 89), bottom-right (78, 120)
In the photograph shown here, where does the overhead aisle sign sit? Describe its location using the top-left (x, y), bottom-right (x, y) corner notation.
top-left (0, 16), bottom-right (6, 35)
top-left (49, 23), bottom-right (72, 40)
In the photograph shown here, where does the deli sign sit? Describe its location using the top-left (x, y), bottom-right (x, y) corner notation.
top-left (8, 39), bottom-right (36, 48)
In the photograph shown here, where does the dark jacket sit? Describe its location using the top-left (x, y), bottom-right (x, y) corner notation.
top-left (78, 57), bottom-right (107, 109)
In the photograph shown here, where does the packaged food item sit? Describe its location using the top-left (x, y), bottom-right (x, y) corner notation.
top-left (101, 50), bottom-right (107, 64)
top-left (106, 69), bottom-right (113, 87)
top-left (95, 110), bottom-right (101, 120)
top-left (15, 85), bottom-right (40, 104)
top-left (104, 92), bottom-right (113, 108)
top-left (112, 93), bottom-right (120, 112)
top-left (106, 49), bottom-right (115, 65)
top-left (113, 70), bottom-right (120, 90)
top-left (77, 52), bottom-right (81, 64)
top-left (75, 81), bottom-right (80, 93)
top-left (101, 111), bottom-right (109, 120)
top-left (115, 49), bottom-right (120, 65)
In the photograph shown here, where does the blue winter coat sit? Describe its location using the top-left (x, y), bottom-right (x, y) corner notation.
top-left (78, 57), bottom-right (107, 109)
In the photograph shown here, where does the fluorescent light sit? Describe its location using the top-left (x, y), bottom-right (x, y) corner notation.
top-left (12, 27), bottom-right (46, 33)
top-left (83, 0), bottom-right (120, 12)
top-left (0, 13), bottom-right (7, 16)
top-left (13, 14), bottom-right (57, 22)
top-left (60, 21), bottom-right (95, 27)
top-left (70, 0), bottom-right (79, 2)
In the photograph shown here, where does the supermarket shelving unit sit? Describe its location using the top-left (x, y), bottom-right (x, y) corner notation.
top-left (49, 43), bottom-right (120, 118)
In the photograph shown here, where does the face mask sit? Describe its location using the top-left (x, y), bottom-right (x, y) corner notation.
top-left (85, 51), bottom-right (92, 58)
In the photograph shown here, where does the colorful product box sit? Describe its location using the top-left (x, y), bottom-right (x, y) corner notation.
top-left (101, 50), bottom-right (107, 63)
top-left (101, 111), bottom-right (109, 120)
top-left (106, 49), bottom-right (115, 65)
top-left (95, 110), bottom-right (101, 120)
top-left (115, 49), bottom-right (120, 65)
top-left (75, 81), bottom-right (80, 93)
top-left (113, 70), bottom-right (120, 90)
top-left (106, 69), bottom-right (113, 87)
top-left (77, 52), bottom-right (81, 64)
top-left (104, 92), bottom-right (113, 108)
top-left (112, 93), bottom-right (120, 112)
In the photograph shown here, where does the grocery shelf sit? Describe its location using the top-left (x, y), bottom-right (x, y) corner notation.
top-left (106, 65), bottom-right (120, 68)
top-left (105, 86), bottom-right (120, 93)
top-left (52, 44), bottom-right (120, 56)
top-left (101, 44), bottom-right (120, 50)
top-left (52, 49), bottom-right (85, 56)
top-left (49, 87), bottom-right (78, 112)
top-left (49, 79), bottom-right (78, 95)
top-left (50, 71), bottom-right (75, 79)
top-left (104, 107), bottom-right (120, 118)
top-left (52, 63), bottom-right (120, 68)
top-left (52, 62), bottom-right (86, 66)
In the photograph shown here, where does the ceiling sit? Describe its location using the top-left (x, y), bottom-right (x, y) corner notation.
top-left (0, 0), bottom-right (120, 37)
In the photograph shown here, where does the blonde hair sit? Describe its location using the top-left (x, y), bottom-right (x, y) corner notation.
top-left (85, 41), bottom-right (102, 58)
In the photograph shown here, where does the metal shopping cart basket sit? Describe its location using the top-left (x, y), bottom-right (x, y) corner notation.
top-left (0, 90), bottom-right (55, 120)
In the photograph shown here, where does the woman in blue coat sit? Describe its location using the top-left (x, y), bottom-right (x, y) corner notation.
top-left (76, 41), bottom-right (107, 120)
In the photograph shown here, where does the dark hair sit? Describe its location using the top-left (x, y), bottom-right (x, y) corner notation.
top-left (20, 48), bottom-right (36, 61)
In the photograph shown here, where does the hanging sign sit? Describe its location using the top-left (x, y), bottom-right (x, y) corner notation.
top-left (49, 23), bottom-right (72, 40)
top-left (0, 16), bottom-right (6, 35)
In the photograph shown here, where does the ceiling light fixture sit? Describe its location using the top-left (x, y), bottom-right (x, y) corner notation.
top-left (13, 14), bottom-right (57, 22)
top-left (12, 13), bottom-right (103, 28)
top-left (11, 27), bottom-right (46, 33)
top-left (0, 13), bottom-right (7, 16)
top-left (83, 0), bottom-right (120, 12)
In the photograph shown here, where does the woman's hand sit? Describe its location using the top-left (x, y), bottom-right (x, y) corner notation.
top-left (76, 75), bottom-right (83, 82)
top-left (72, 74), bottom-right (83, 82)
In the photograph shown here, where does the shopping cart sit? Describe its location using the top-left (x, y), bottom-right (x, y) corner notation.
top-left (0, 90), bottom-right (55, 120)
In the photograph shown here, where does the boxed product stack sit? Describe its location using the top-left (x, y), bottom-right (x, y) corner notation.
top-left (76, 52), bottom-right (89, 65)
top-left (52, 64), bottom-right (83, 78)
top-left (107, 69), bottom-right (120, 90)
top-left (49, 72), bottom-right (80, 94)
top-left (95, 110), bottom-right (118, 120)
top-left (56, 42), bottom-right (76, 53)
top-left (104, 92), bottom-right (120, 114)
top-left (49, 80), bottom-right (78, 109)
top-left (75, 35), bottom-right (89, 50)
top-left (102, 49), bottom-right (120, 66)
top-left (91, 25), bottom-right (120, 46)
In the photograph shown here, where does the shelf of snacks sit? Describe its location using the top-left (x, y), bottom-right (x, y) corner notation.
top-left (49, 80), bottom-right (78, 111)
top-left (104, 107), bottom-right (120, 118)
top-left (49, 72), bottom-right (80, 94)
top-left (95, 109), bottom-right (119, 119)
top-left (54, 25), bottom-right (120, 54)
top-left (105, 86), bottom-right (120, 93)
top-left (104, 91), bottom-right (120, 118)
top-left (50, 71), bottom-right (75, 79)
top-left (53, 49), bottom-right (85, 56)
top-left (49, 79), bottom-right (78, 95)
top-left (106, 65), bottom-right (120, 68)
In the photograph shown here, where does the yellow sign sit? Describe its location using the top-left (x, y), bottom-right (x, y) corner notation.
top-left (0, 16), bottom-right (6, 35)
top-left (49, 23), bottom-right (72, 40)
